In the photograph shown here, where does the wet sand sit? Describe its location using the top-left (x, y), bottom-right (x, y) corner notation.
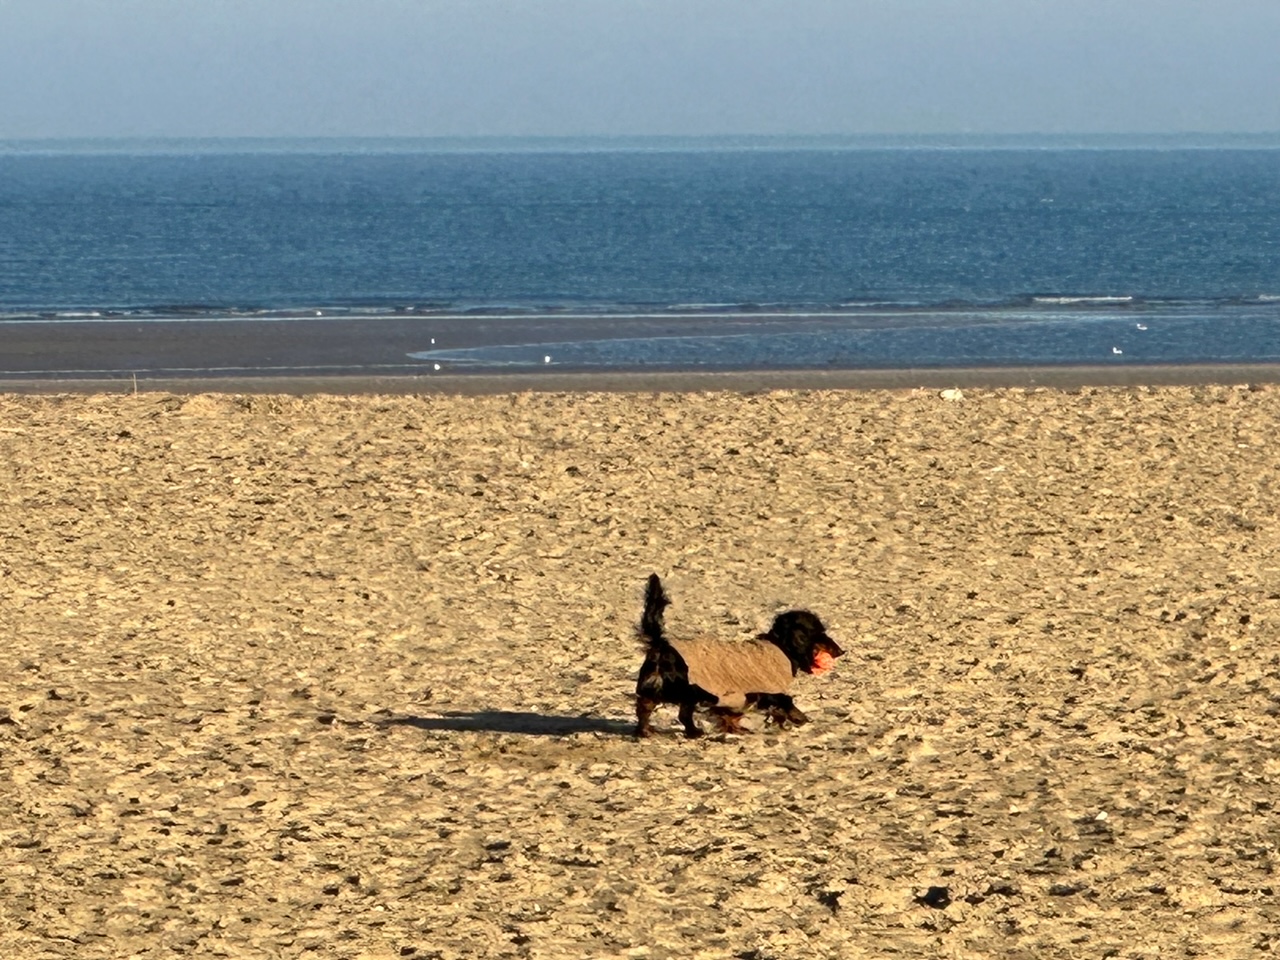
top-left (6, 362), bottom-right (1280, 398)
top-left (6, 314), bottom-right (1280, 390)
top-left (2, 313), bottom-right (905, 381)
top-left (3, 385), bottom-right (1279, 958)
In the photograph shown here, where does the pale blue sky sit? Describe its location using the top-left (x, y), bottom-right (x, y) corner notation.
top-left (1, 0), bottom-right (1277, 138)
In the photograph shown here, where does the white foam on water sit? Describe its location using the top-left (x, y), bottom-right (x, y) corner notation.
top-left (1034, 296), bottom-right (1134, 305)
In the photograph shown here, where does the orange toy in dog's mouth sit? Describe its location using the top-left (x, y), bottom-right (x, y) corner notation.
top-left (811, 650), bottom-right (837, 675)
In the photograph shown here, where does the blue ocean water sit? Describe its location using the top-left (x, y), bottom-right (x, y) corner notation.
top-left (1, 137), bottom-right (1278, 370)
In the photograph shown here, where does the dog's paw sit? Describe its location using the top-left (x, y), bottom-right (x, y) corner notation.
top-left (713, 713), bottom-right (750, 735)
top-left (763, 706), bottom-right (808, 728)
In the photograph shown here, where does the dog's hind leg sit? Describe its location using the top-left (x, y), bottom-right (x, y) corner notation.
top-left (677, 701), bottom-right (703, 739)
top-left (711, 708), bottom-right (748, 735)
top-left (635, 697), bottom-right (658, 738)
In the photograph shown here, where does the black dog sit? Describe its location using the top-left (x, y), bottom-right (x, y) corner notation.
top-left (634, 574), bottom-right (843, 738)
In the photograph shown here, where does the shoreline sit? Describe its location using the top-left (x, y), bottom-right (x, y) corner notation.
top-left (4, 362), bottom-right (1280, 395)
top-left (5, 312), bottom-right (1280, 392)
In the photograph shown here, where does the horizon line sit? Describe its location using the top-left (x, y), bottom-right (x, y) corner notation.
top-left (4, 131), bottom-right (1280, 155)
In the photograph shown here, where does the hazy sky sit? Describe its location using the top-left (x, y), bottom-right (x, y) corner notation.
top-left (2, 0), bottom-right (1278, 138)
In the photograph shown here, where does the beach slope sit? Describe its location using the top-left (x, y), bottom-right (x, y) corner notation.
top-left (2, 386), bottom-right (1278, 958)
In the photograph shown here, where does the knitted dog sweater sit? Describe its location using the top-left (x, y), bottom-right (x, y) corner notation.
top-left (668, 638), bottom-right (794, 711)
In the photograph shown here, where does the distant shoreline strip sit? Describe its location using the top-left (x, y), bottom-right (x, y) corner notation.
top-left (5, 364), bottom-right (1280, 397)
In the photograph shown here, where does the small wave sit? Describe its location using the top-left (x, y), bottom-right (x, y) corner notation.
top-left (4, 293), bottom-right (1277, 326)
top-left (666, 302), bottom-right (743, 310)
top-left (1033, 296), bottom-right (1134, 305)
top-left (838, 300), bottom-right (929, 309)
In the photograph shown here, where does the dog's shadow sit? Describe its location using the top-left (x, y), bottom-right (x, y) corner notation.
top-left (379, 710), bottom-right (633, 737)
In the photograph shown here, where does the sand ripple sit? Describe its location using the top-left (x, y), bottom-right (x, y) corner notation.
top-left (2, 386), bottom-right (1278, 957)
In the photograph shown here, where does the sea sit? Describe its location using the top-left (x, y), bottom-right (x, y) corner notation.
top-left (1, 135), bottom-right (1279, 374)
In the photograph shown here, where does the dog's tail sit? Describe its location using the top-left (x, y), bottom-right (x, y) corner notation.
top-left (639, 573), bottom-right (670, 647)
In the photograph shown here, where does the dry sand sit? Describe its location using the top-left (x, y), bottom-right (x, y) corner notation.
top-left (2, 385), bottom-right (1278, 959)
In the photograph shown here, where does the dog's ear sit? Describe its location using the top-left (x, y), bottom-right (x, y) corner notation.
top-left (765, 610), bottom-right (829, 672)
top-left (766, 610), bottom-right (843, 674)
top-left (787, 612), bottom-right (836, 645)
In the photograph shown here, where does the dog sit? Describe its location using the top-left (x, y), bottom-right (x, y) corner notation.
top-left (633, 574), bottom-right (843, 738)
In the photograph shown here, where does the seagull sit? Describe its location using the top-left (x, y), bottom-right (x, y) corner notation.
top-left (1136, 323), bottom-right (1148, 331)
top-left (1112, 347), bottom-right (1124, 355)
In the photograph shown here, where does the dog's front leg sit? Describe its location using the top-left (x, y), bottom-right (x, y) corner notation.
top-left (677, 701), bottom-right (703, 738)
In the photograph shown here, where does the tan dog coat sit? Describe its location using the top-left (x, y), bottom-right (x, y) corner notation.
top-left (669, 638), bottom-right (794, 711)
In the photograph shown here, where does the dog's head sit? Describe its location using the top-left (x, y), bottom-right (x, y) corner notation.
top-left (761, 610), bottom-right (844, 676)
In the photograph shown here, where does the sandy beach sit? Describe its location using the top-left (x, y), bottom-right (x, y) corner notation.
top-left (3, 384), bottom-right (1278, 959)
